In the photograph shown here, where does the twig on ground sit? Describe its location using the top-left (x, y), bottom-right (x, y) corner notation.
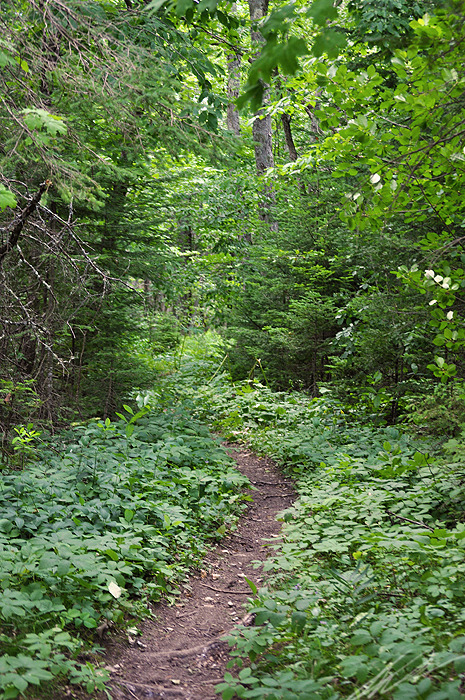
top-left (262, 492), bottom-right (294, 498)
top-left (175, 609), bottom-right (197, 619)
top-left (252, 480), bottom-right (289, 486)
top-left (142, 638), bottom-right (228, 660)
top-left (386, 509), bottom-right (434, 531)
top-left (199, 582), bottom-right (251, 595)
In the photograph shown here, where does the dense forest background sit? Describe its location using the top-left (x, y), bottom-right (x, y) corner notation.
top-left (1, 0), bottom-right (464, 445)
top-left (3, 3), bottom-right (465, 698)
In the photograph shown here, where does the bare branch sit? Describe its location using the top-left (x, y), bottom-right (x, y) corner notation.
top-left (0, 180), bottom-right (51, 267)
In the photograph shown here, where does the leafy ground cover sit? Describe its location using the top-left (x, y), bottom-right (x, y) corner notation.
top-left (161, 347), bottom-right (465, 699)
top-left (0, 391), bottom-right (249, 698)
top-left (3, 332), bottom-right (465, 700)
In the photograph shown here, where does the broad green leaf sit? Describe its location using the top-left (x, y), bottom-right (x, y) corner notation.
top-left (291, 611), bottom-right (307, 633)
top-left (0, 185), bottom-right (17, 211)
top-left (21, 108), bottom-right (67, 135)
top-left (313, 28), bottom-right (347, 58)
top-left (268, 612), bottom-right (286, 627)
top-left (308, 0), bottom-right (338, 25)
top-left (145, 0), bottom-right (170, 10)
top-left (175, 0), bottom-right (194, 17)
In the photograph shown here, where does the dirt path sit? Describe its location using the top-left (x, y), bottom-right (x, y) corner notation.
top-left (104, 445), bottom-right (294, 700)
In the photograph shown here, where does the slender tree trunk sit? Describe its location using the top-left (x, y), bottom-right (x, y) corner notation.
top-left (226, 54), bottom-right (241, 136)
top-left (248, 0), bottom-right (269, 56)
top-left (281, 112), bottom-right (298, 161)
top-left (304, 95), bottom-right (323, 141)
top-left (281, 110), bottom-right (310, 194)
top-left (248, 0), bottom-right (277, 233)
top-left (227, 53), bottom-right (241, 136)
top-left (227, 4), bottom-right (241, 137)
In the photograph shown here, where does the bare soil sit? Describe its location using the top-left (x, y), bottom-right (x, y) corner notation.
top-left (101, 445), bottom-right (294, 700)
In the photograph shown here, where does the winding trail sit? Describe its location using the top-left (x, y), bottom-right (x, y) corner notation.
top-left (104, 445), bottom-right (295, 700)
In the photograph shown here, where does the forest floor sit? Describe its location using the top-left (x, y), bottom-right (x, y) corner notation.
top-left (101, 445), bottom-right (295, 700)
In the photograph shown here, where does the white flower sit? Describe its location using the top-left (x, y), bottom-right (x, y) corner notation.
top-left (434, 275), bottom-right (443, 284)
top-left (425, 269), bottom-right (435, 278)
top-left (447, 311), bottom-right (454, 320)
top-left (429, 299), bottom-right (438, 305)
top-left (370, 173), bottom-right (381, 184)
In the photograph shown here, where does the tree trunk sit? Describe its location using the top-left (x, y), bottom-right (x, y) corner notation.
top-left (281, 110), bottom-right (309, 193)
top-left (248, 0), bottom-right (277, 233)
top-left (227, 53), bottom-right (241, 136)
top-left (248, 0), bottom-right (269, 46)
top-left (281, 112), bottom-right (298, 161)
top-left (304, 96), bottom-right (323, 141)
top-left (227, 2), bottom-right (241, 137)
top-left (248, 0), bottom-right (273, 176)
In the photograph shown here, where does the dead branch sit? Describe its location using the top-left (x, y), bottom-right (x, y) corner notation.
top-left (199, 582), bottom-right (251, 594)
top-left (0, 181), bottom-right (51, 266)
top-left (385, 509), bottom-right (434, 532)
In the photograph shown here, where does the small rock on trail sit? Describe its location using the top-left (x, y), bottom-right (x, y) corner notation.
top-left (104, 446), bottom-right (295, 700)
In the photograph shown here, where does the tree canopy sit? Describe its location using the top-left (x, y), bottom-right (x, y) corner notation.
top-left (1, 0), bottom-right (464, 426)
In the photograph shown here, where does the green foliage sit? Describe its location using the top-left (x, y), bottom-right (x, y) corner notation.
top-left (404, 382), bottom-right (465, 436)
top-left (396, 263), bottom-right (465, 383)
top-left (21, 108), bottom-right (67, 140)
top-left (221, 202), bottom-right (433, 409)
top-left (1, 0), bottom-right (465, 688)
top-left (237, 0), bottom-right (347, 110)
top-left (292, 5), bottom-right (465, 384)
top-left (347, 0), bottom-right (441, 49)
top-left (10, 424), bottom-right (42, 469)
top-left (0, 186), bottom-right (17, 212)
top-left (0, 0), bottom-right (233, 427)
top-left (216, 1), bottom-right (465, 401)
top-left (0, 394), bottom-right (248, 696)
top-left (151, 313), bottom-right (182, 354)
top-left (0, 381), bottom-right (42, 463)
top-left (184, 375), bottom-right (465, 699)
top-left (0, 628), bottom-right (108, 699)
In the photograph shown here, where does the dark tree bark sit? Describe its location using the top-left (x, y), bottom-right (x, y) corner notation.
top-left (0, 181), bottom-right (50, 267)
top-left (281, 110), bottom-right (309, 193)
top-left (281, 112), bottom-right (298, 161)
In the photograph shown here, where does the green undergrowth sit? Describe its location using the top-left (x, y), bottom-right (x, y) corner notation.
top-left (0, 393), bottom-right (249, 698)
top-left (4, 330), bottom-right (465, 700)
top-left (156, 347), bottom-right (465, 699)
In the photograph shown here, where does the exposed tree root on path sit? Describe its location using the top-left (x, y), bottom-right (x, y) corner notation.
top-left (100, 446), bottom-right (294, 700)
